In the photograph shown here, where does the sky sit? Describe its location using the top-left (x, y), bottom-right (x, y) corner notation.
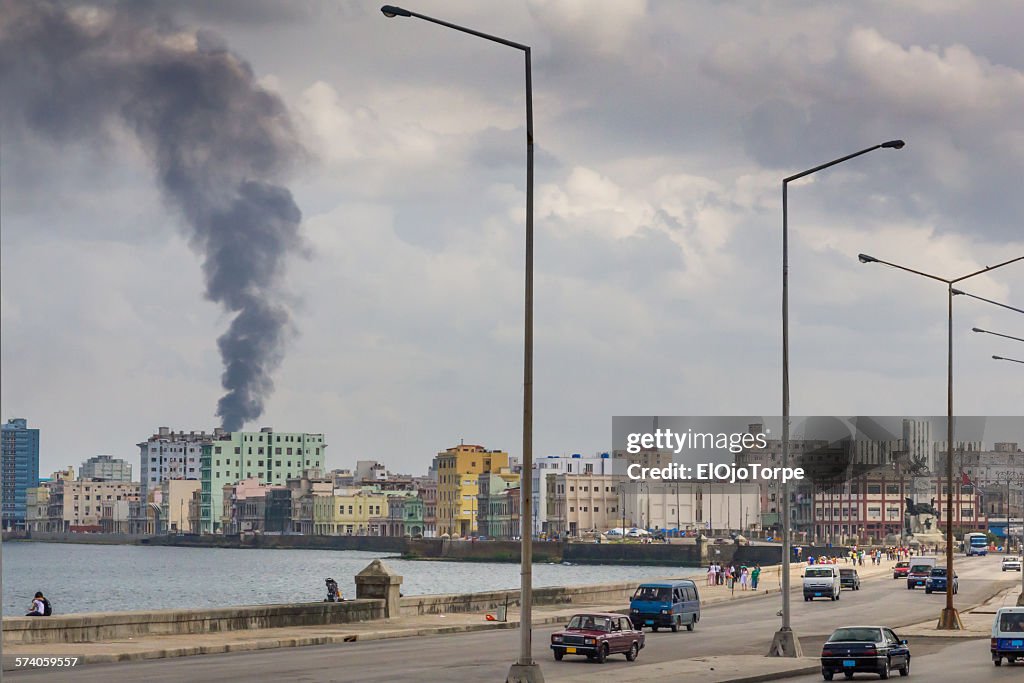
top-left (2, 0), bottom-right (1022, 479)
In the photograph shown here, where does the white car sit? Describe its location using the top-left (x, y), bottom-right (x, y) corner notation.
top-left (1001, 556), bottom-right (1022, 572)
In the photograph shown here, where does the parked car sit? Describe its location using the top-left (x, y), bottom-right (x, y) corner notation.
top-left (991, 606), bottom-right (1024, 666)
top-left (630, 580), bottom-right (700, 632)
top-left (840, 569), bottom-right (861, 591)
top-left (906, 558), bottom-right (937, 590)
top-left (924, 566), bottom-right (958, 594)
top-left (803, 566), bottom-right (841, 602)
top-left (550, 613), bottom-right (645, 663)
top-left (820, 625), bottom-right (911, 680)
top-left (892, 561), bottom-right (910, 579)
top-left (1001, 556), bottom-right (1022, 572)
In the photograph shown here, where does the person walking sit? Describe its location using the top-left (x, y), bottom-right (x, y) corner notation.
top-left (751, 564), bottom-right (761, 591)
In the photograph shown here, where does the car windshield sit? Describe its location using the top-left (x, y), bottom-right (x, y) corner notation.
top-left (840, 570), bottom-right (856, 576)
top-left (567, 615), bottom-right (611, 631)
top-left (829, 628), bottom-right (882, 643)
top-left (910, 564), bottom-right (932, 573)
top-left (806, 569), bottom-right (833, 577)
top-left (999, 613), bottom-right (1024, 632)
top-left (633, 587), bottom-right (671, 601)
top-left (930, 568), bottom-right (947, 576)
top-left (896, 562), bottom-right (909, 567)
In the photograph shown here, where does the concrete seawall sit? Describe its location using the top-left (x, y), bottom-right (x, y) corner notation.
top-left (2, 600), bottom-right (385, 645)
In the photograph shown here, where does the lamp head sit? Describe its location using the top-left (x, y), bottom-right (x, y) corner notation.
top-left (993, 355), bottom-right (1005, 361)
top-left (858, 253), bottom-right (878, 264)
top-left (881, 140), bottom-right (906, 149)
top-left (972, 327), bottom-right (985, 333)
top-left (380, 5), bottom-right (411, 18)
top-left (951, 288), bottom-right (965, 296)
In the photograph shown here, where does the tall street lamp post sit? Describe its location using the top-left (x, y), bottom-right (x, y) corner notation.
top-left (856, 253), bottom-right (1023, 627)
top-left (992, 355), bottom-right (1024, 365)
top-left (380, 7), bottom-right (539, 681)
top-left (972, 328), bottom-right (1024, 344)
top-left (770, 139), bottom-right (905, 658)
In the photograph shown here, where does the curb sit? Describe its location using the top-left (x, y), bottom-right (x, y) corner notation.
top-left (718, 665), bottom-right (821, 683)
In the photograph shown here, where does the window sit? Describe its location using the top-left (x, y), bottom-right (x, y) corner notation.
top-left (215, 446), bottom-right (222, 454)
top-left (275, 461), bottom-right (281, 467)
top-left (961, 508), bottom-right (974, 517)
top-left (275, 448), bottom-right (282, 455)
top-left (886, 484), bottom-right (900, 495)
top-left (235, 447), bottom-right (241, 454)
top-left (867, 485), bottom-right (881, 495)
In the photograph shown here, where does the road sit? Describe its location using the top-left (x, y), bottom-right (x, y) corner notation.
top-left (786, 638), bottom-right (1023, 682)
top-left (9, 555), bottom-right (1018, 682)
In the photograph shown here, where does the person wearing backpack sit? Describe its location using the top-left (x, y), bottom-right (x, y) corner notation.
top-left (26, 591), bottom-right (51, 616)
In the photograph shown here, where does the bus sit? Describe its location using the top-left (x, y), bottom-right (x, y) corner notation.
top-left (964, 532), bottom-right (988, 556)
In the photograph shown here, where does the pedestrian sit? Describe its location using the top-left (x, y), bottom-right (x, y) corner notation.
top-left (716, 562), bottom-right (724, 585)
top-left (739, 566), bottom-right (749, 591)
top-left (25, 591), bottom-right (50, 617)
top-left (751, 564), bottom-right (761, 591)
top-left (707, 563), bottom-right (716, 587)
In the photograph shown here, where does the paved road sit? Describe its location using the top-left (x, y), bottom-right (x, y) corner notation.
top-left (787, 637), bottom-right (1023, 682)
top-left (9, 555), bottom-right (1017, 682)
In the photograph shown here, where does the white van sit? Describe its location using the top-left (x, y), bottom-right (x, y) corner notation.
top-left (803, 565), bottom-right (841, 601)
top-left (991, 607), bottom-right (1024, 666)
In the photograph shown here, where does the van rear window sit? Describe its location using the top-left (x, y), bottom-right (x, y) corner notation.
top-left (805, 569), bottom-right (834, 577)
top-left (999, 613), bottom-right (1024, 632)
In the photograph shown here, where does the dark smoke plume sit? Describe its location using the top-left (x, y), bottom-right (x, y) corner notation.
top-left (0, 1), bottom-right (306, 430)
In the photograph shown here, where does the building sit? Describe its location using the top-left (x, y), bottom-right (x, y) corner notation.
top-left (99, 498), bottom-right (132, 533)
top-left (531, 453), bottom-right (615, 535)
top-left (223, 478), bottom-right (287, 534)
top-left (482, 486), bottom-right (521, 540)
top-left (128, 489), bottom-right (162, 535)
top-left (79, 455), bottom-right (132, 482)
top-left (545, 473), bottom-right (621, 538)
top-left (138, 427), bottom-right (223, 498)
top-left (386, 492), bottom-right (425, 537)
top-left (477, 469), bottom-right (521, 538)
top-left (2, 418), bottom-right (40, 530)
top-left (25, 484), bottom-right (51, 532)
top-left (414, 475), bottom-right (437, 538)
top-left (160, 479), bottom-right (202, 534)
top-left (433, 444), bottom-right (510, 537)
top-left (199, 427), bottom-right (327, 533)
top-left (47, 477), bottom-right (139, 531)
top-left (310, 487), bottom-right (390, 535)
top-left (289, 475), bottom-right (334, 535)
top-left (354, 460), bottom-right (387, 483)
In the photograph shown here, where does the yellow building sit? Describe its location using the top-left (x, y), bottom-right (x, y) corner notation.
top-left (312, 488), bottom-right (390, 535)
top-left (433, 444), bottom-right (510, 537)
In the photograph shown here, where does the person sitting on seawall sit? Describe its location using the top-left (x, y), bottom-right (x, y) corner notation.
top-left (26, 591), bottom-right (51, 616)
top-left (325, 578), bottom-right (341, 602)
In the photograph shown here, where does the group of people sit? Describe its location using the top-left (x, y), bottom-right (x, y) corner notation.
top-left (705, 562), bottom-right (761, 591)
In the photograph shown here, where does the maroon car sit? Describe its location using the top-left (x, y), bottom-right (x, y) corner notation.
top-left (550, 612), bottom-right (645, 663)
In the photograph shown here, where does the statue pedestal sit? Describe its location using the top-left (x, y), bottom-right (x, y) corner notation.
top-left (908, 532), bottom-right (946, 550)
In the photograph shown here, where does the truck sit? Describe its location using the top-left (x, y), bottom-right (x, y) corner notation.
top-left (964, 532), bottom-right (988, 556)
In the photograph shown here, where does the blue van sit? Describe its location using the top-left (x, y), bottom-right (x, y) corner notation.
top-left (629, 580), bottom-right (700, 632)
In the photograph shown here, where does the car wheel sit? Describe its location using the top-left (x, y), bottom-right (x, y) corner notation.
top-left (823, 670), bottom-right (834, 681)
top-left (879, 658), bottom-right (890, 679)
top-left (553, 651), bottom-right (563, 661)
top-left (925, 588), bottom-right (931, 594)
top-left (671, 617), bottom-right (679, 633)
top-left (844, 673), bottom-right (854, 680)
top-left (595, 643), bottom-right (608, 664)
top-left (686, 620), bottom-right (695, 632)
top-left (626, 642), bottom-right (639, 662)
top-left (994, 657), bottom-right (1001, 667)
top-left (899, 656), bottom-right (910, 677)
top-left (805, 596), bottom-right (811, 602)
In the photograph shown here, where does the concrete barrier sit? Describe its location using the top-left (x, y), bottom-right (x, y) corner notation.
top-left (2, 600), bottom-right (384, 645)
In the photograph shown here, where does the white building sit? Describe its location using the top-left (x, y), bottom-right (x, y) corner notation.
top-left (80, 455), bottom-right (132, 482)
top-left (623, 481), bottom-right (761, 534)
top-left (531, 453), bottom-right (616, 535)
top-left (138, 427), bottom-right (223, 497)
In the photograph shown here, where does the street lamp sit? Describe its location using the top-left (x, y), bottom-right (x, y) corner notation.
top-left (972, 328), bottom-right (1024, 344)
top-left (952, 289), bottom-right (1023, 314)
top-left (380, 7), bottom-right (539, 681)
top-left (771, 140), bottom-right (905, 659)
top-left (993, 355), bottom-right (1024, 365)
top-left (857, 252), bottom-right (1023, 628)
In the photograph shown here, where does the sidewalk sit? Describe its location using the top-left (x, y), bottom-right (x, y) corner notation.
top-left (0, 556), bottom-right (893, 672)
top-left (899, 586), bottom-right (1019, 638)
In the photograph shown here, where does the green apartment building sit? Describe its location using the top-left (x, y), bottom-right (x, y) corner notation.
top-left (199, 427), bottom-right (326, 533)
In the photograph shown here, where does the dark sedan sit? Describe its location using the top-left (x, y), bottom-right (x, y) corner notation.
top-left (840, 569), bottom-right (861, 591)
top-left (550, 613), bottom-right (645, 663)
top-left (924, 567), bottom-right (958, 594)
top-left (820, 626), bottom-right (911, 680)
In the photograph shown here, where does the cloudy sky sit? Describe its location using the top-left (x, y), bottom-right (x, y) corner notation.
top-left (2, 0), bottom-right (1022, 478)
